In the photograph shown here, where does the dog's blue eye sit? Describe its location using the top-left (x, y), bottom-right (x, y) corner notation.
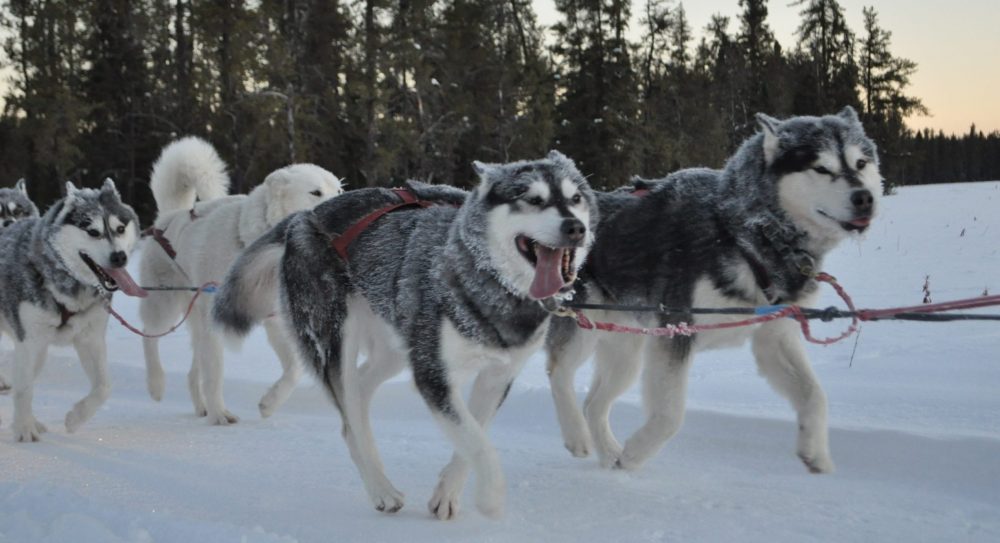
top-left (526, 196), bottom-right (545, 206)
top-left (856, 159), bottom-right (867, 170)
top-left (116, 225), bottom-right (126, 235)
top-left (813, 166), bottom-right (832, 175)
top-left (570, 193), bottom-right (582, 204)
top-left (87, 229), bottom-right (101, 238)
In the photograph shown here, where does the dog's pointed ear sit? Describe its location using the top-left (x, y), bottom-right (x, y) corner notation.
top-left (472, 160), bottom-right (500, 179)
top-left (546, 150), bottom-right (574, 166)
top-left (15, 178), bottom-right (27, 195)
top-left (756, 113), bottom-right (781, 165)
top-left (101, 178), bottom-right (122, 199)
top-left (65, 181), bottom-right (80, 197)
top-left (838, 105), bottom-right (860, 124)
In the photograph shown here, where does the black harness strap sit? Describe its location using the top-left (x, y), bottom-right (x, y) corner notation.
top-left (55, 301), bottom-right (76, 328)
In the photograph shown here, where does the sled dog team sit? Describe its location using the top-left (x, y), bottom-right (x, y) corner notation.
top-left (0, 108), bottom-right (881, 519)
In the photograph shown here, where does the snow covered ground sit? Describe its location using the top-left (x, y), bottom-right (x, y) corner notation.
top-left (2, 181), bottom-right (999, 542)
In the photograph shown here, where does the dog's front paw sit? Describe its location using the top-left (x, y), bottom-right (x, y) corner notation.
top-left (564, 435), bottom-right (591, 458)
top-left (258, 394), bottom-right (278, 419)
top-left (371, 487), bottom-right (405, 514)
top-left (611, 446), bottom-right (648, 471)
top-left (205, 409), bottom-right (239, 426)
top-left (66, 401), bottom-right (94, 434)
top-left (13, 418), bottom-right (47, 442)
top-left (147, 370), bottom-right (165, 402)
top-left (596, 443), bottom-right (624, 469)
top-left (428, 485), bottom-right (460, 520)
top-left (474, 484), bottom-right (505, 520)
top-left (798, 451), bottom-right (835, 474)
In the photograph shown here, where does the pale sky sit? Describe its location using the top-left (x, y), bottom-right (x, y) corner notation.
top-left (535, 0), bottom-right (1000, 135)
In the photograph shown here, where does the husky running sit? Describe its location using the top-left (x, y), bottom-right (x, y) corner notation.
top-left (213, 152), bottom-right (596, 519)
top-left (547, 107), bottom-right (881, 473)
top-left (0, 180), bottom-right (145, 440)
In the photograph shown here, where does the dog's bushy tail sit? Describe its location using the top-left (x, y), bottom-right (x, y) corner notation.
top-left (212, 217), bottom-right (293, 341)
top-left (150, 136), bottom-right (230, 215)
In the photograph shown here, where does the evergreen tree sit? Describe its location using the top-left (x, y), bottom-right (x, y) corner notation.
top-left (553, 0), bottom-right (640, 187)
top-left (0, 0), bottom-right (88, 203)
top-left (858, 6), bottom-right (926, 191)
top-left (792, 0), bottom-right (860, 114)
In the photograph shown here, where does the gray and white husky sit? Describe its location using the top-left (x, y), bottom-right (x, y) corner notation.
top-left (547, 107), bottom-right (880, 473)
top-left (139, 136), bottom-right (344, 425)
top-left (213, 151), bottom-right (596, 519)
top-left (0, 179), bottom-right (40, 393)
top-left (0, 180), bottom-right (144, 441)
top-left (0, 179), bottom-right (39, 228)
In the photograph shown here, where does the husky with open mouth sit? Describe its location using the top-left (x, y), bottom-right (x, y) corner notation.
top-left (0, 180), bottom-right (145, 441)
top-left (547, 107), bottom-right (881, 473)
top-left (213, 151), bottom-right (596, 519)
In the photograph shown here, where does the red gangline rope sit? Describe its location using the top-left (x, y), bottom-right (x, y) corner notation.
top-left (105, 282), bottom-right (218, 339)
top-left (575, 273), bottom-right (858, 345)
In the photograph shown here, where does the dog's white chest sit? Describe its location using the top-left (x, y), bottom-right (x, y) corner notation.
top-left (18, 299), bottom-right (105, 346)
top-left (690, 277), bottom-right (760, 351)
top-left (440, 318), bottom-right (544, 381)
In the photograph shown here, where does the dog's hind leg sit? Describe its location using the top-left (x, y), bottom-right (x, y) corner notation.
top-left (355, 340), bottom-right (407, 476)
top-left (335, 318), bottom-right (406, 514)
top-left (752, 320), bottom-right (834, 474)
top-left (11, 341), bottom-right (48, 442)
top-left (187, 354), bottom-right (205, 417)
top-left (258, 318), bottom-right (302, 418)
top-left (584, 334), bottom-right (645, 468)
top-left (65, 317), bottom-right (112, 433)
top-left (547, 327), bottom-right (598, 458)
top-left (427, 363), bottom-right (518, 520)
top-left (614, 336), bottom-right (693, 470)
top-left (191, 308), bottom-right (238, 425)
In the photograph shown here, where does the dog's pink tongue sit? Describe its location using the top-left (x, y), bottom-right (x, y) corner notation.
top-left (530, 245), bottom-right (565, 300)
top-left (104, 266), bottom-right (148, 298)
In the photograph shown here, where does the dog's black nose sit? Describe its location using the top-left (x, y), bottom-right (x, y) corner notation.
top-left (850, 189), bottom-right (874, 213)
top-left (110, 250), bottom-right (127, 268)
top-left (561, 218), bottom-right (586, 243)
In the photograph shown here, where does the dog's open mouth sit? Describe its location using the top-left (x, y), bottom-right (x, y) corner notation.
top-left (79, 252), bottom-right (148, 297)
top-left (516, 235), bottom-right (577, 300)
top-left (817, 210), bottom-right (872, 233)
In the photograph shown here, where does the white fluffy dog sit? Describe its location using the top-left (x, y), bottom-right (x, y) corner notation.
top-left (139, 137), bottom-right (344, 424)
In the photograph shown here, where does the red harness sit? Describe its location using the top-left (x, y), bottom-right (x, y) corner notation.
top-left (141, 209), bottom-right (200, 261)
top-left (330, 188), bottom-right (445, 261)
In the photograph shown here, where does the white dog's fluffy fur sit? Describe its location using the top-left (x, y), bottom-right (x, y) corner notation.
top-left (139, 137), bottom-right (344, 424)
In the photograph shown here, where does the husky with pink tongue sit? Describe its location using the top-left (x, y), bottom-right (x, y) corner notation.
top-left (213, 151), bottom-right (596, 519)
top-left (0, 179), bottom-right (146, 441)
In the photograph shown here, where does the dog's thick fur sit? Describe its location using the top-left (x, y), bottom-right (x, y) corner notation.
top-left (547, 107), bottom-right (881, 473)
top-left (0, 180), bottom-right (142, 440)
top-left (213, 152), bottom-right (596, 519)
top-left (139, 137), bottom-right (344, 424)
top-left (0, 179), bottom-right (40, 394)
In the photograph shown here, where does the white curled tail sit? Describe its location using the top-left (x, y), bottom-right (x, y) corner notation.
top-left (150, 136), bottom-right (230, 215)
